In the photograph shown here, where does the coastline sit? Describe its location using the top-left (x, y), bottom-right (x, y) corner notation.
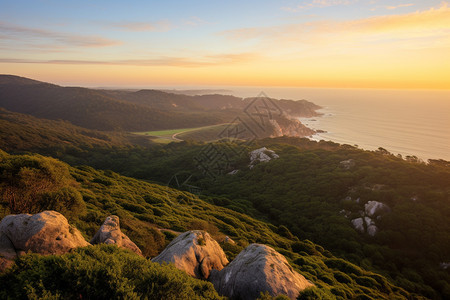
top-left (298, 105), bottom-right (450, 162)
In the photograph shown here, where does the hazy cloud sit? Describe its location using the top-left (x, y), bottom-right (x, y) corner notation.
top-left (225, 2), bottom-right (450, 49)
top-left (0, 22), bottom-right (121, 48)
top-left (111, 20), bottom-right (172, 32)
top-left (0, 52), bottom-right (258, 68)
top-left (183, 16), bottom-right (210, 27)
top-left (385, 3), bottom-right (415, 10)
top-left (282, 0), bottom-right (357, 12)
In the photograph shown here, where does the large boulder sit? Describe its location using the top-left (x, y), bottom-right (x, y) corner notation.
top-left (90, 215), bottom-right (142, 256)
top-left (210, 244), bottom-right (313, 300)
top-left (152, 230), bottom-right (228, 279)
top-left (0, 211), bottom-right (89, 260)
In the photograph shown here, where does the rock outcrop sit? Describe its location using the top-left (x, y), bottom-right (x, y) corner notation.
top-left (351, 216), bottom-right (379, 236)
top-left (152, 230), bottom-right (228, 279)
top-left (340, 159), bottom-right (355, 169)
top-left (90, 215), bottom-right (142, 256)
top-left (210, 244), bottom-right (313, 300)
top-left (249, 147), bottom-right (279, 168)
top-left (0, 211), bottom-right (89, 260)
top-left (351, 218), bottom-right (365, 233)
top-left (223, 236), bottom-right (235, 244)
top-left (350, 201), bottom-right (390, 236)
top-left (439, 262), bottom-right (450, 270)
top-left (364, 201), bottom-right (390, 217)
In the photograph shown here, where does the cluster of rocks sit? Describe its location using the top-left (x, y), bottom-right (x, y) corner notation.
top-left (152, 230), bottom-right (313, 299)
top-left (249, 147), bottom-right (279, 169)
top-left (0, 211), bottom-right (313, 299)
top-left (340, 159), bottom-right (356, 170)
top-left (228, 147), bottom-right (280, 174)
top-left (351, 201), bottom-right (390, 236)
top-left (0, 211), bottom-right (142, 268)
top-left (439, 262), bottom-right (450, 270)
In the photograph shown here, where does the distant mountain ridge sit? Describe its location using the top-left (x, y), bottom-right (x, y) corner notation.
top-left (0, 75), bottom-right (222, 131)
top-left (0, 75), bottom-right (320, 133)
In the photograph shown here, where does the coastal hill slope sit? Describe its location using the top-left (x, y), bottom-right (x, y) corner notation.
top-left (51, 137), bottom-right (449, 299)
top-left (0, 107), bottom-right (141, 153)
top-left (0, 149), bottom-right (411, 299)
top-left (106, 88), bottom-right (321, 118)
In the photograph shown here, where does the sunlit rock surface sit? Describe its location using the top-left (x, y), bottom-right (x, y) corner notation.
top-left (152, 230), bottom-right (228, 279)
top-left (90, 215), bottom-right (142, 256)
top-left (210, 244), bottom-right (313, 300)
top-left (0, 211), bottom-right (89, 260)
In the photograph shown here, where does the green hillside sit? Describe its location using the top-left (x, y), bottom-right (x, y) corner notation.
top-left (0, 108), bottom-right (138, 153)
top-left (33, 138), bottom-right (450, 299)
top-left (0, 150), bottom-right (412, 299)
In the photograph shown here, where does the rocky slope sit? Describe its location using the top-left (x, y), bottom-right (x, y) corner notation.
top-left (0, 211), bottom-right (314, 299)
top-left (0, 212), bottom-right (143, 268)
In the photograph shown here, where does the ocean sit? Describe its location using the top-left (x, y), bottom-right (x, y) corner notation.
top-left (229, 87), bottom-right (450, 161)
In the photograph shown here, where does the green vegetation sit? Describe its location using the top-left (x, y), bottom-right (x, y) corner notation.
top-left (0, 108), bottom-right (136, 153)
top-left (0, 152), bottom-right (85, 219)
top-left (32, 137), bottom-right (449, 299)
top-left (133, 123), bottom-right (231, 143)
top-left (1, 75), bottom-right (448, 298)
top-left (0, 150), bottom-right (412, 299)
top-left (177, 123), bottom-right (238, 142)
top-left (0, 245), bottom-right (221, 299)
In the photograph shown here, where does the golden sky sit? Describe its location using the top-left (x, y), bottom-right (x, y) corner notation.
top-left (1, 0), bottom-right (449, 89)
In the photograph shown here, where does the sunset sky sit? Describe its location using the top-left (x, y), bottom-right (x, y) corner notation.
top-left (1, 0), bottom-right (449, 89)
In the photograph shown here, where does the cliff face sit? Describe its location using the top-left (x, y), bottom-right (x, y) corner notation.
top-left (269, 118), bottom-right (315, 138)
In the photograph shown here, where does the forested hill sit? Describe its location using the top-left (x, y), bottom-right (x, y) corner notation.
top-left (0, 75), bottom-right (224, 131)
top-left (0, 107), bottom-right (168, 154)
top-left (0, 75), bottom-right (321, 132)
top-left (105, 88), bottom-right (321, 117)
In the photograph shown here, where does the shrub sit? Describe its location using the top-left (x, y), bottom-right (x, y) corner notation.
top-left (0, 245), bottom-right (221, 299)
top-left (0, 154), bottom-right (84, 216)
top-left (324, 258), bottom-right (363, 276)
top-left (292, 241), bottom-right (320, 256)
top-left (333, 271), bottom-right (353, 284)
top-left (297, 287), bottom-right (336, 300)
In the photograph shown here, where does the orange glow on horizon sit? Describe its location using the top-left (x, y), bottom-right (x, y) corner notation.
top-left (1, 2), bottom-right (449, 90)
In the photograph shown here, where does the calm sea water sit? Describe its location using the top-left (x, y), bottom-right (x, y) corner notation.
top-left (229, 87), bottom-right (450, 161)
